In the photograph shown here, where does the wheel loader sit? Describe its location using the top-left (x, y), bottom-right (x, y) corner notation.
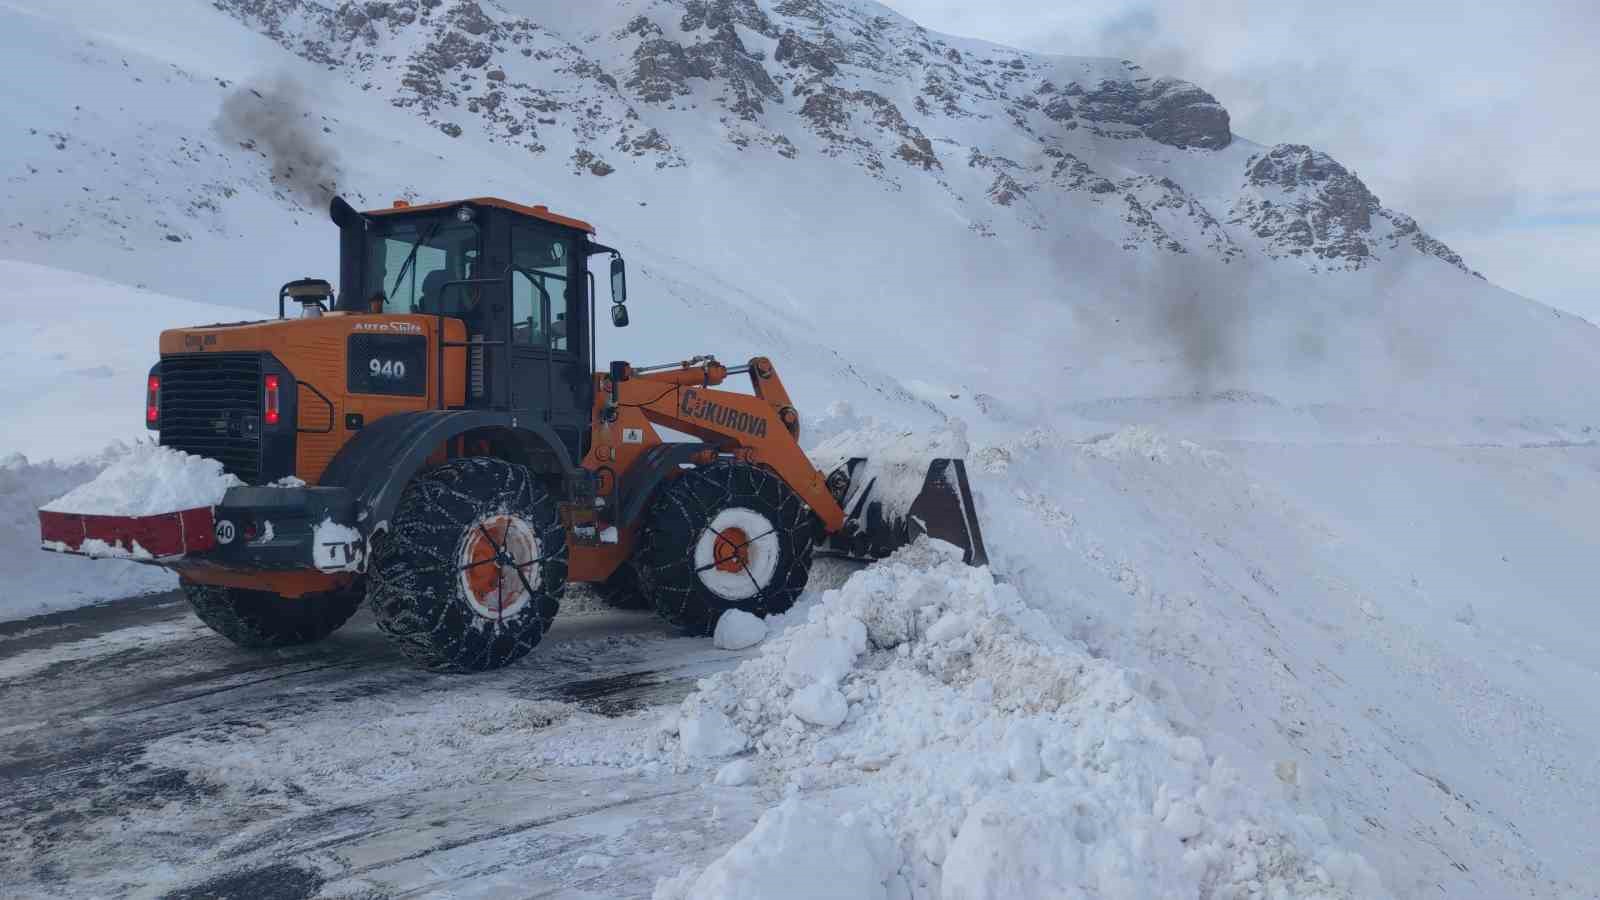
top-left (38, 196), bottom-right (986, 671)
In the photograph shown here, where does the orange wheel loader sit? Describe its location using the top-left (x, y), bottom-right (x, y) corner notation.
top-left (38, 196), bottom-right (986, 671)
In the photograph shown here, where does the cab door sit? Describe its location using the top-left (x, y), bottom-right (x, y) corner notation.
top-left (509, 223), bottom-right (589, 461)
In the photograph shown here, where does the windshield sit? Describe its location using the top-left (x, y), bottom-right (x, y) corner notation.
top-left (360, 219), bottom-right (480, 314)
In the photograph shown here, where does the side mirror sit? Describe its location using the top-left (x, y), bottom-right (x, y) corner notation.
top-left (609, 257), bottom-right (627, 304)
top-left (611, 304), bottom-right (630, 327)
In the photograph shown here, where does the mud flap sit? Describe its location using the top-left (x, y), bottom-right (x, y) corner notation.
top-left (820, 458), bottom-right (988, 567)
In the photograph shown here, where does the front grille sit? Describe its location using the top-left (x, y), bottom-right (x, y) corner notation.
top-left (158, 353), bottom-right (264, 484)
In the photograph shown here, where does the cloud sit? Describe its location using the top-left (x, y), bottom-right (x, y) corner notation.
top-left (878, 0), bottom-right (1600, 310)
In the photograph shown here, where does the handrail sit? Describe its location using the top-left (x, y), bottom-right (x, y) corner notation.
top-left (432, 275), bottom-right (506, 410)
top-left (295, 380), bottom-right (336, 433)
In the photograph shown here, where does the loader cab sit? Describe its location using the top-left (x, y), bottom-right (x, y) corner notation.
top-left (333, 197), bottom-right (605, 462)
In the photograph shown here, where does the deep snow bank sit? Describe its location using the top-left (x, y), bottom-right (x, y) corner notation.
top-left (0, 446), bottom-right (176, 620)
top-left (0, 260), bottom-right (251, 463)
top-left (655, 541), bottom-right (1382, 899)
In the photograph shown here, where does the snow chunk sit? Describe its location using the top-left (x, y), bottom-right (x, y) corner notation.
top-left (713, 609), bottom-right (767, 650)
top-left (713, 758), bottom-right (758, 786)
top-left (788, 682), bottom-right (848, 728)
top-left (665, 799), bottom-right (897, 900)
top-left (41, 443), bottom-right (241, 515)
top-left (782, 633), bottom-right (857, 689)
top-left (679, 708), bottom-right (748, 759)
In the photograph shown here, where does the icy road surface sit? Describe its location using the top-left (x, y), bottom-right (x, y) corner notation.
top-left (0, 584), bottom-right (832, 899)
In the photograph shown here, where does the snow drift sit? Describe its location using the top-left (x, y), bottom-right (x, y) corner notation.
top-left (656, 540), bottom-right (1384, 899)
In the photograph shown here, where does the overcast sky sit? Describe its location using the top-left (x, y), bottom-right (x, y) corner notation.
top-left (879, 0), bottom-right (1600, 322)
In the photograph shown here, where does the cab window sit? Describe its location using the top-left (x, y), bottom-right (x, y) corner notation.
top-left (511, 226), bottom-right (572, 351)
top-left (363, 221), bottom-right (480, 315)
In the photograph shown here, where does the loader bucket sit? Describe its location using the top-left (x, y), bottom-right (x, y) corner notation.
top-left (821, 458), bottom-right (988, 567)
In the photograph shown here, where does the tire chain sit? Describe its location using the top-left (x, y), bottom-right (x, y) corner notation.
top-left (637, 461), bottom-right (815, 633)
top-left (367, 457), bottom-right (566, 672)
top-left (183, 581), bottom-right (364, 648)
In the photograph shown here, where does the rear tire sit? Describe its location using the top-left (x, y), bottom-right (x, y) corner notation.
top-left (367, 457), bottom-right (565, 672)
top-left (637, 462), bottom-right (815, 634)
top-left (182, 580), bottom-right (362, 649)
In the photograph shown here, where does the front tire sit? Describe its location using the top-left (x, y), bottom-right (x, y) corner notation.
top-left (637, 462), bottom-right (815, 634)
top-left (367, 457), bottom-right (565, 672)
top-left (182, 580), bottom-right (362, 649)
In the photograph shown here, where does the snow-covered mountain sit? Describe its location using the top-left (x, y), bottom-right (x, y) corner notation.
top-left (8, 0), bottom-right (1599, 431)
top-left (2, 1), bottom-right (1598, 898)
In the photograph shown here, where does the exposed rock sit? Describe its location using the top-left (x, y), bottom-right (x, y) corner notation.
top-left (1231, 144), bottom-right (1379, 267)
top-left (988, 173), bottom-right (1026, 207)
top-left (681, 0), bottom-right (776, 38)
top-left (215, 0), bottom-right (672, 168)
top-left (800, 86), bottom-right (940, 173)
top-left (628, 18), bottom-right (781, 121)
top-left (1073, 74), bottom-right (1231, 150)
top-left (774, 30), bottom-right (839, 76)
top-left (1041, 95), bottom-right (1075, 123)
top-left (689, 25), bottom-right (783, 120)
top-left (450, 1), bottom-right (493, 36)
top-left (1048, 151), bottom-right (1117, 195)
top-left (628, 38), bottom-right (707, 103)
top-left (620, 15), bottom-right (662, 39)
top-left (1381, 210), bottom-right (1482, 277)
top-left (1119, 175), bottom-right (1241, 259)
top-left (572, 148), bottom-right (614, 176)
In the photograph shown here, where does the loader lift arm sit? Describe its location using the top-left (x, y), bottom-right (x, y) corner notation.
top-left (592, 356), bottom-right (845, 532)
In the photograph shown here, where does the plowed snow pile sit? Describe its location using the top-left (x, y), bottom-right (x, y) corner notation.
top-left (655, 541), bottom-right (1382, 899)
top-left (0, 447), bottom-right (176, 620)
top-left (41, 442), bottom-right (242, 516)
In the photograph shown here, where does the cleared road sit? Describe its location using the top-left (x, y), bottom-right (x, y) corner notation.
top-left (0, 589), bottom-right (777, 899)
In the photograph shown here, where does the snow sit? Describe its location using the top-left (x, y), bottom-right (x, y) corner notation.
top-left (712, 609), bottom-right (767, 650)
top-left (714, 758), bottom-right (759, 787)
top-left (0, 261), bottom-right (250, 463)
top-left (0, 447), bottom-right (176, 621)
top-left (787, 681), bottom-right (848, 728)
top-left (659, 539), bottom-right (1386, 898)
top-left (41, 442), bottom-right (241, 516)
top-left (657, 799), bottom-right (898, 900)
top-left (678, 708), bottom-right (749, 760)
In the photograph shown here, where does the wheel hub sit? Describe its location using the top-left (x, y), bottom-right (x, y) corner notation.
top-left (712, 527), bottom-right (751, 573)
top-left (694, 508), bottom-right (780, 601)
top-left (458, 514), bottom-right (542, 620)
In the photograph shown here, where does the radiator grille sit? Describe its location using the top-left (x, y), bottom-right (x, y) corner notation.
top-left (158, 353), bottom-right (264, 484)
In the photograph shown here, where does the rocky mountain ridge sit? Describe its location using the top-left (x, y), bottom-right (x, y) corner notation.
top-left (212, 0), bottom-right (1474, 275)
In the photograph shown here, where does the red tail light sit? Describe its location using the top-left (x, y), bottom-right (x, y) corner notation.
top-left (264, 374), bottom-right (281, 426)
top-left (146, 375), bottom-right (160, 427)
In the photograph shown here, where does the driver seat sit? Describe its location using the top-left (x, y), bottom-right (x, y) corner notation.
top-left (418, 269), bottom-right (449, 313)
